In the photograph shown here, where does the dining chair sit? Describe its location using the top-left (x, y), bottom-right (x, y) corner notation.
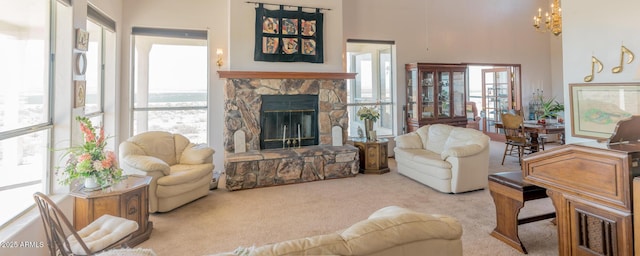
top-left (33, 192), bottom-right (139, 256)
top-left (500, 113), bottom-right (537, 165)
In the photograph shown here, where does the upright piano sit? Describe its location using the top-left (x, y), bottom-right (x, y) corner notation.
top-left (522, 116), bottom-right (640, 255)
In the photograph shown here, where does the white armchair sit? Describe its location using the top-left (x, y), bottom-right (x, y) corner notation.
top-left (119, 131), bottom-right (214, 213)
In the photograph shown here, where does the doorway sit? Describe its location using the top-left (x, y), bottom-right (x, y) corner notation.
top-left (468, 65), bottom-right (521, 141)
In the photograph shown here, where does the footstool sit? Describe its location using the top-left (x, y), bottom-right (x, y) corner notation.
top-left (488, 171), bottom-right (555, 254)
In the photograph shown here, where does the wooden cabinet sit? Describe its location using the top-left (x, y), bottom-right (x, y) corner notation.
top-left (353, 138), bottom-right (389, 174)
top-left (70, 175), bottom-right (153, 247)
top-left (405, 63), bottom-right (467, 132)
top-left (522, 142), bottom-right (640, 255)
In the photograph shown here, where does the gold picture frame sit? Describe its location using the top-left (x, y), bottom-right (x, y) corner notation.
top-left (74, 80), bottom-right (86, 108)
top-left (569, 83), bottom-right (640, 139)
top-left (75, 28), bottom-right (89, 51)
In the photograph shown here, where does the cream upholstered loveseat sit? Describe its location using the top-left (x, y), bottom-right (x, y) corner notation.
top-left (212, 206), bottom-right (463, 256)
top-left (119, 131), bottom-right (214, 213)
top-left (394, 124), bottom-right (490, 193)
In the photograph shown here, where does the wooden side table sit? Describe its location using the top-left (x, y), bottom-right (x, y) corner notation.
top-left (70, 174), bottom-right (153, 247)
top-left (353, 138), bottom-right (390, 174)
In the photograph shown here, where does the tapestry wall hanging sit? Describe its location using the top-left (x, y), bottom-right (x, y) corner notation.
top-left (254, 3), bottom-right (324, 63)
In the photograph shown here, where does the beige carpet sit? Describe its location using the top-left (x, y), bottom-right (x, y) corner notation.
top-left (137, 140), bottom-right (558, 255)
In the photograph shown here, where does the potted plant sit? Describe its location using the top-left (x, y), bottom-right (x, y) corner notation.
top-left (356, 106), bottom-right (380, 140)
top-left (57, 116), bottom-right (124, 190)
top-left (538, 96), bottom-right (564, 124)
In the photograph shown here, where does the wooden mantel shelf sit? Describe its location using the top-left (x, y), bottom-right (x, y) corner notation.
top-left (218, 71), bottom-right (356, 80)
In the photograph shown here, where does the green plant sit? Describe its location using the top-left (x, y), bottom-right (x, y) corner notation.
top-left (539, 96), bottom-right (564, 119)
top-left (56, 116), bottom-right (124, 187)
top-left (356, 106), bottom-right (380, 122)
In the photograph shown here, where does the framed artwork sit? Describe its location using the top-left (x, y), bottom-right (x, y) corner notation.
top-left (74, 80), bottom-right (86, 108)
top-left (75, 28), bottom-right (89, 51)
top-left (569, 83), bottom-right (640, 139)
top-left (254, 4), bottom-right (323, 63)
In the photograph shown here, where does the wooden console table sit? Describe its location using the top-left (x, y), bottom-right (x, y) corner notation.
top-left (353, 138), bottom-right (390, 174)
top-left (70, 175), bottom-right (153, 246)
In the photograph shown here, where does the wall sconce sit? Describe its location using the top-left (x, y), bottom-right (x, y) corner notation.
top-left (216, 48), bottom-right (224, 67)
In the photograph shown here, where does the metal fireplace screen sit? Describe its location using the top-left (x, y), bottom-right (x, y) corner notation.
top-left (260, 95), bottom-right (318, 149)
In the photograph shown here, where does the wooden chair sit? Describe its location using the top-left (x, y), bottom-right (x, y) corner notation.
top-left (500, 113), bottom-right (537, 165)
top-left (33, 192), bottom-right (139, 256)
top-left (466, 102), bottom-right (481, 130)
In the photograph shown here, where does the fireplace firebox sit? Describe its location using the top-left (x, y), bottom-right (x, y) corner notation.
top-left (260, 95), bottom-right (319, 149)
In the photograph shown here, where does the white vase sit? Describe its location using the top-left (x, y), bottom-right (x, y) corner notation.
top-left (84, 177), bottom-right (99, 189)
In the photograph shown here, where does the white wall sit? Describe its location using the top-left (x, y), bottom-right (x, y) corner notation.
top-left (562, 0), bottom-right (640, 143)
top-left (343, 0), bottom-right (562, 135)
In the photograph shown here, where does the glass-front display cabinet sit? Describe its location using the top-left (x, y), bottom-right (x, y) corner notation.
top-left (405, 63), bottom-right (467, 132)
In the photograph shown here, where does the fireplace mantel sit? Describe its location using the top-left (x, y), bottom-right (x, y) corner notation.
top-left (218, 71), bottom-right (356, 80)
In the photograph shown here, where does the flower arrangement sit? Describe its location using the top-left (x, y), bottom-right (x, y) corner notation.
top-left (57, 116), bottom-right (124, 188)
top-left (356, 106), bottom-right (380, 122)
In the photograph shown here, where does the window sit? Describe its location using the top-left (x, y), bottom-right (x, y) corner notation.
top-left (0, 0), bottom-right (63, 228)
top-left (131, 28), bottom-right (209, 143)
top-left (86, 5), bottom-right (117, 147)
top-left (346, 40), bottom-right (395, 137)
top-left (85, 20), bottom-right (104, 117)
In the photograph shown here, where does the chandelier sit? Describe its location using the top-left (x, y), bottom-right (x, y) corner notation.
top-left (533, 0), bottom-right (562, 36)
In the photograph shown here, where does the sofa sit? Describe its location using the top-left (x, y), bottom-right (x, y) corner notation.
top-left (212, 206), bottom-right (463, 256)
top-left (394, 124), bottom-right (490, 193)
top-left (119, 131), bottom-right (214, 213)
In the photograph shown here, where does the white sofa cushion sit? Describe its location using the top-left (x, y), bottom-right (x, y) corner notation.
top-left (423, 124), bottom-right (454, 154)
top-left (180, 144), bottom-right (215, 164)
top-left (341, 206), bottom-right (462, 255)
top-left (441, 128), bottom-right (489, 159)
top-left (211, 206), bottom-right (463, 256)
top-left (394, 133), bottom-right (423, 149)
top-left (127, 131), bottom-right (178, 166)
top-left (408, 150), bottom-right (452, 169)
top-left (69, 214), bottom-right (139, 255)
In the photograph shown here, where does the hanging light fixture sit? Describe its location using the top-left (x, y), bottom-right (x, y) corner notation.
top-left (533, 0), bottom-right (562, 36)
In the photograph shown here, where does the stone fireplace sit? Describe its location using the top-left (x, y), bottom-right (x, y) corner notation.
top-left (220, 71), bottom-right (359, 191)
top-left (260, 94), bottom-right (318, 149)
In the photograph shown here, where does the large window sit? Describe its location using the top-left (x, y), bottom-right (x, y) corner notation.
top-left (0, 0), bottom-right (61, 228)
top-left (131, 28), bottom-right (209, 144)
top-left (346, 40), bottom-right (395, 137)
top-left (85, 6), bottom-right (117, 147)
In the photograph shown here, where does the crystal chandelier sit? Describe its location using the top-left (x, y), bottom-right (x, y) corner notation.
top-left (533, 0), bottom-right (562, 36)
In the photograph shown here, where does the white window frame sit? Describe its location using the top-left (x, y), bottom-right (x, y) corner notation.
top-left (130, 27), bottom-right (210, 144)
top-left (0, 0), bottom-right (63, 229)
top-left (346, 40), bottom-right (395, 138)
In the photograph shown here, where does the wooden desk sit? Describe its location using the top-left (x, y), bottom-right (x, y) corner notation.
top-left (70, 175), bottom-right (153, 246)
top-left (353, 138), bottom-right (390, 174)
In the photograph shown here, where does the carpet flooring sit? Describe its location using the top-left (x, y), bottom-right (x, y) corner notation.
top-left (137, 140), bottom-right (558, 255)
